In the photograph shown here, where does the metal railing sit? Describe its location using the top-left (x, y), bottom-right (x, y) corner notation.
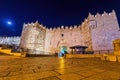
top-left (93, 49), bottom-right (113, 54)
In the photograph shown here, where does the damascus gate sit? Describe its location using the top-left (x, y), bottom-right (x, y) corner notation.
top-left (20, 10), bottom-right (120, 55)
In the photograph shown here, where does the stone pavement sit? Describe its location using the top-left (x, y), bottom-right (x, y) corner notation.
top-left (0, 55), bottom-right (120, 80)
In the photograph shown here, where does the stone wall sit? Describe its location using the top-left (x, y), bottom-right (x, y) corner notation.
top-left (20, 21), bottom-right (46, 54)
top-left (90, 10), bottom-right (120, 51)
top-left (45, 25), bottom-right (83, 54)
top-left (80, 19), bottom-right (92, 51)
top-left (20, 10), bottom-right (120, 55)
top-left (0, 36), bottom-right (20, 46)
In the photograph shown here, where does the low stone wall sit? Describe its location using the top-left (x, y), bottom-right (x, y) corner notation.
top-left (66, 53), bottom-right (120, 63)
top-left (66, 54), bottom-right (101, 59)
top-left (0, 47), bottom-right (26, 57)
top-left (100, 39), bottom-right (120, 62)
top-left (100, 54), bottom-right (120, 62)
top-left (117, 56), bottom-right (120, 62)
top-left (0, 49), bottom-right (11, 54)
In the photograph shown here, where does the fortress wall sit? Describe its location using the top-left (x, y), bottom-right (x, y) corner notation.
top-left (33, 26), bottom-right (46, 52)
top-left (20, 10), bottom-right (120, 54)
top-left (20, 21), bottom-right (46, 54)
top-left (69, 25), bottom-right (82, 46)
top-left (44, 29), bottom-right (52, 54)
top-left (91, 10), bottom-right (120, 51)
top-left (46, 25), bottom-right (83, 54)
top-left (20, 23), bottom-right (36, 49)
top-left (48, 26), bottom-right (71, 54)
top-left (0, 36), bottom-right (20, 46)
top-left (80, 19), bottom-right (93, 51)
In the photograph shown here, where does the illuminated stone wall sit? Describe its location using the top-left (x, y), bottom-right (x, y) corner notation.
top-left (45, 25), bottom-right (83, 54)
top-left (0, 36), bottom-right (20, 46)
top-left (80, 19), bottom-right (92, 51)
top-left (20, 21), bottom-right (46, 54)
top-left (89, 10), bottom-right (120, 51)
top-left (20, 10), bottom-right (120, 54)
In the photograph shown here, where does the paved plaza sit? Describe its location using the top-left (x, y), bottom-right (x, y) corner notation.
top-left (0, 55), bottom-right (120, 80)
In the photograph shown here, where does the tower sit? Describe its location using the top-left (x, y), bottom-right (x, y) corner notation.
top-left (20, 21), bottom-right (46, 55)
top-left (89, 10), bottom-right (120, 53)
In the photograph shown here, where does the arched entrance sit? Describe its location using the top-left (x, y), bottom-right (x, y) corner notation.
top-left (57, 39), bottom-right (68, 54)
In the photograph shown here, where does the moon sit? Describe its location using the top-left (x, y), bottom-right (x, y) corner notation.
top-left (3, 19), bottom-right (15, 31)
top-left (7, 21), bottom-right (12, 25)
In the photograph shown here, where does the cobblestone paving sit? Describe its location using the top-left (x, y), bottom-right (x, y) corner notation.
top-left (0, 55), bottom-right (120, 80)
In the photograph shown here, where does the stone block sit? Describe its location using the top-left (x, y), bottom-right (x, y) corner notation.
top-left (66, 54), bottom-right (95, 58)
top-left (114, 51), bottom-right (120, 55)
top-left (21, 52), bottom-right (26, 57)
top-left (94, 54), bottom-right (101, 58)
top-left (116, 56), bottom-right (120, 62)
top-left (13, 53), bottom-right (22, 57)
top-left (106, 56), bottom-right (109, 61)
top-left (113, 39), bottom-right (120, 55)
top-left (9, 53), bottom-right (14, 55)
top-left (66, 54), bottom-right (73, 58)
top-left (108, 55), bottom-right (117, 62)
top-left (0, 49), bottom-right (11, 54)
top-left (100, 54), bottom-right (108, 60)
top-left (101, 56), bottom-right (106, 60)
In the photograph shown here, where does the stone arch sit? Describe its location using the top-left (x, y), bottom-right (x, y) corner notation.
top-left (57, 39), bottom-right (69, 53)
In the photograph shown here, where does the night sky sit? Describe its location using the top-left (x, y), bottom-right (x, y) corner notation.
top-left (0, 0), bottom-right (120, 36)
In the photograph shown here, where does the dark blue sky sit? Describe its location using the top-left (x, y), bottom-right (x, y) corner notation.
top-left (0, 0), bottom-right (120, 36)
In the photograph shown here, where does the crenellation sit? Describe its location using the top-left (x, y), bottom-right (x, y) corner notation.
top-left (111, 10), bottom-right (116, 16)
top-left (65, 26), bottom-right (68, 29)
top-left (19, 10), bottom-right (120, 55)
top-left (73, 25), bottom-right (77, 29)
top-left (109, 13), bottom-right (111, 15)
top-left (96, 12), bottom-right (101, 17)
top-left (103, 11), bottom-right (108, 15)
top-left (84, 18), bottom-right (88, 22)
top-left (56, 27), bottom-right (60, 30)
top-left (53, 27), bottom-right (57, 31)
top-left (88, 12), bottom-right (94, 19)
top-left (50, 27), bottom-right (53, 30)
top-left (82, 22), bottom-right (84, 25)
top-left (61, 25), bottom-right (64, 29)
top-left (0, 36), bottom-right (20, 46)
top-left (69, 26), bottom-right (73, 30)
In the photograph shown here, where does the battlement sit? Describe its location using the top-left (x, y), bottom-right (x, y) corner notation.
top-left (87, 10), bottom-right (116, 19)
top-left (0, 36), bottom-right (20, 46)
top-left (47, 25), bottom-right (80, 32)
top-left (20, 10), bottom-right (120, 54)
top-left (23, 21), bottom-right (46, 30)
top-left (22, 10), bottom-right (117, 32)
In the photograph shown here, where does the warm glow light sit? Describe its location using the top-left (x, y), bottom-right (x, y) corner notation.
top-left (59, 57), bottom-right (64, 69)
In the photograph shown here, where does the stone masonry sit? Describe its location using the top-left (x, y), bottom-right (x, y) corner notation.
top-left (0, 56), bottom-right (120, 80)
top-left (0, 36), bottom-right (20, 46)
top-left (20, 10), bottom-right (120, 55)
